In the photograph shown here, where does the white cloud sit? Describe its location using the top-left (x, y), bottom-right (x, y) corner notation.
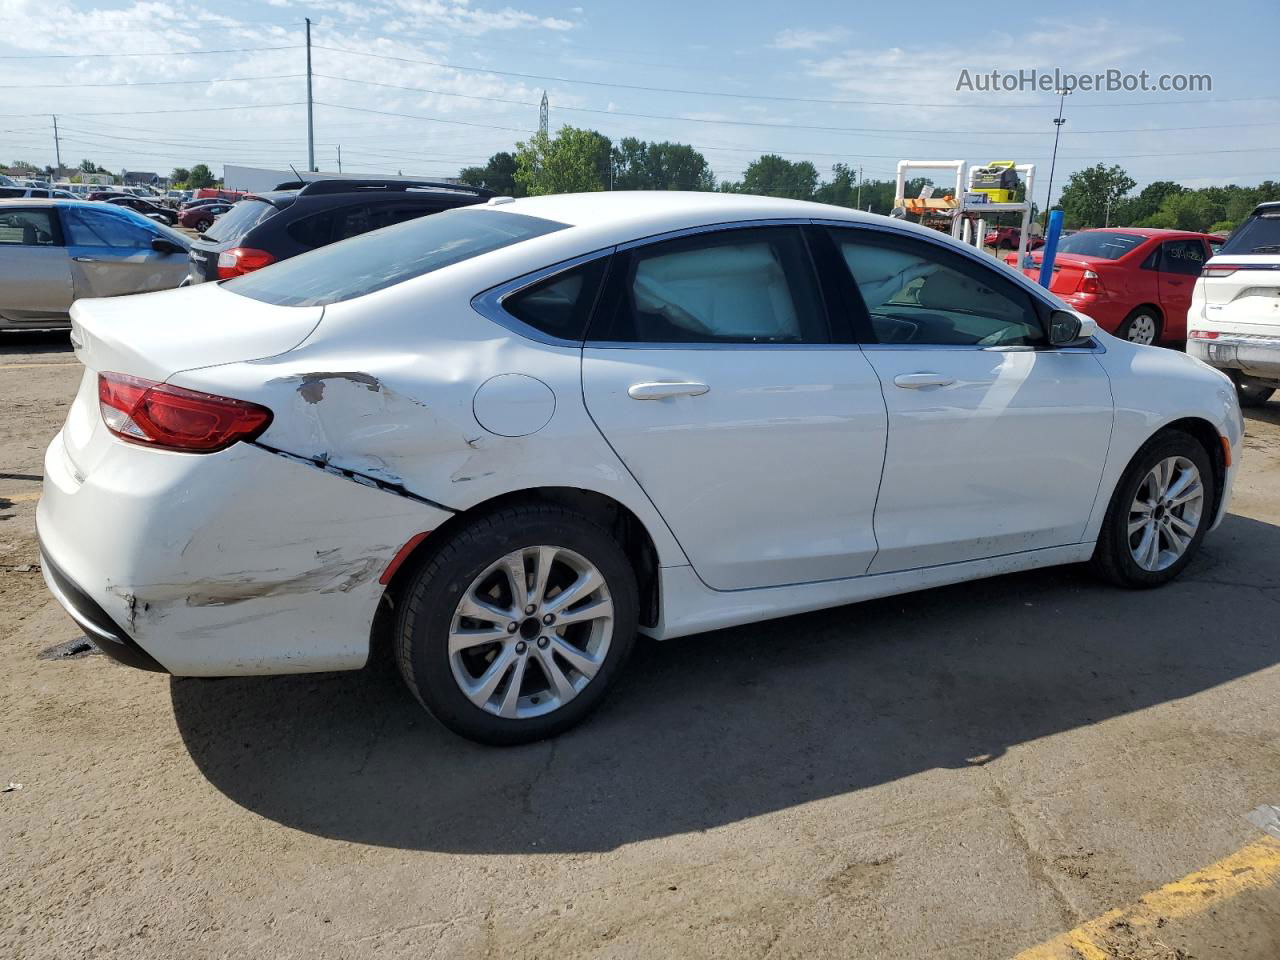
top-left (771, 27), bottom-right (849, 51)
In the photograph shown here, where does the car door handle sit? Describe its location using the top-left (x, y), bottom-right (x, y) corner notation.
top-left (628, 381), bottom-right (710, 400)
top-left (893, 372), bottom-right (955, 389)
top-left (72, 256), bottom-right (97, 263)
top-left (1166, 279), bottom-right (1184, 286)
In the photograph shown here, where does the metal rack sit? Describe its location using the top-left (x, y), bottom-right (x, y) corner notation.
top-left (893, 160), bottom-right (1037, 269)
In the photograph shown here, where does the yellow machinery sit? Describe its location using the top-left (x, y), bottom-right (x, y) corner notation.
top-left (969, 161), bottom-right (1020, 204)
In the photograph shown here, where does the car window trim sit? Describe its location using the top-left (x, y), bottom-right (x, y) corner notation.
top-left (815, 219), bottom-right (1105, 354)
top-left (471, 249), bottom-right (617, 348)
top-left (588, 220), bottom-right (834, 348)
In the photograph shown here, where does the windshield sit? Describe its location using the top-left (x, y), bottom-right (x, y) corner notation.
top-left (204, 198), bottom-right (279, 242)
top-left (1219, 211), bottom-right (1280, 255)
top-left (224, 208), bottom-right (568, 307)
top-left (1055, 232), bottom-right (1147, 260)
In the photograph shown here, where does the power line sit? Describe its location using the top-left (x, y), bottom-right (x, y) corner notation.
top-left (0, 44), bottom-right (302, 60)
top-left (0, 102), bottom-right (305, 118)
top-left (0, 73), bottom-right (304, 89)
top-left (312, 43), bottom-right (1280, 111)
top-left (313, 100), bottom-right (533, 134)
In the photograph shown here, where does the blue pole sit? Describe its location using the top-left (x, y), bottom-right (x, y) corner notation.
top-left (1037, 209), bottom-right (1065, 288)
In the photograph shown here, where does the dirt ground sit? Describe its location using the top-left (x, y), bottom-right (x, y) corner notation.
top-left (2, 330), bottom-right (1279, 960)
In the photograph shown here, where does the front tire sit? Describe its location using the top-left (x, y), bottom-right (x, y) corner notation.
top-left (395, 504), bottom-right (639, 745)
top-left (1090, 430), bottom-right (1215, 588)
top-left (1116, 307), bottom-right (1162, 346)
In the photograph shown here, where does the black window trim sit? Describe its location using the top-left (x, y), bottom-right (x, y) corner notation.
top-left (472, 248), bottom-right (618, 348)
top-left (817, 219), bottom-right (1104, 354)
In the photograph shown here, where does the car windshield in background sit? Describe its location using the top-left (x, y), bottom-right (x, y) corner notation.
top-left (1219, 211), bottom-right (1280, 255)
top-left (203, 198), bottom-right (278, 242)
top-left (223, 208), bottom-right (568, 307)
top-left (1055, 232), bottom-right (1147, 259)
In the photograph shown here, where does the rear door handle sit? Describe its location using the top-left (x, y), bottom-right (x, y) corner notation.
top-left (72, 256), bottom-right (97, 263)
top-left (893, 372), bottom-right (955, 389)
top-left (628, 381), bottom-right (710, 400)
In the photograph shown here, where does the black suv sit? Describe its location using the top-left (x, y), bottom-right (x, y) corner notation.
top-left (185, 178), bottom-right (494, 283)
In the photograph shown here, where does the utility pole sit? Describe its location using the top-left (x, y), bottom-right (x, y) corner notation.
top-left (539, 91), bottom-right (549, 138)
top-left (1105, 192), bottom-right (1112, 227)
top-left (337, 145), bottom-right (342, 173)
top-left (856, 165), bottom-right (862, 210)
top-left (51, 115), bottom-right (63, 180)
top-left (305, 17), bottom-right (315, 172)
top-left (1043, 87), bottom-right (1070, 227)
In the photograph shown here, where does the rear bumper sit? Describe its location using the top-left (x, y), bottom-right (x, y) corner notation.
top-left (1188, 334), bottom-right (1280, 383)
top-left (38, 429), bottom-right (451, 676)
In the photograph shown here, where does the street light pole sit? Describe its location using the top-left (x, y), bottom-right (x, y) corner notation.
top-left (1043, 87), bottom-right (1070, 227)
top-left (305, 17), bottom-right (315, 172)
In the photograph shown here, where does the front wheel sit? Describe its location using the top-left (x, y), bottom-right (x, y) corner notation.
top-left (395, 504), bottom-right (639, 745)
top-left (1090, 431), bottom-right (1215, 588)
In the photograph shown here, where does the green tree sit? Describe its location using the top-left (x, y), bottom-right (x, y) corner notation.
top-left (458, 152), bottom-right (521, 195)
top-left (187, 164), bottom-right (216, 189)
top-left (170, 167), bottom-right (191, 186)
top-left (610, 138), bottom-right (715, 191)
top-left (1057, 163), bottom-right (1136, 228)
top-left (1141, 191), bottom-right (1223, 232)
top-left (738, 154), bottom-right (819, 200)
top-left (514, 126), bottom-right (612, 196)
top-left (78, 159), bottom-right (109, 175)
top-left (1113, 180), bottom-right (1184, 225)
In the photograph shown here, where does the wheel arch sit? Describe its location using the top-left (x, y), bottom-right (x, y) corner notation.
top-left (1157, 417), bottom-right (1228, 520)
top-left (1124, 302), bottom-right (1164, 324)
top-left (375, 487), bottom-right (663, 654)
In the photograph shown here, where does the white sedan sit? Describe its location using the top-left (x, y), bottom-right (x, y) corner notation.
top-left (39, 192), bottom-right (1243, 744)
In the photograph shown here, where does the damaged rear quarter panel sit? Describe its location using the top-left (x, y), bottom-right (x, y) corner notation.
top-left (169, 266), bottom-right (688, 568)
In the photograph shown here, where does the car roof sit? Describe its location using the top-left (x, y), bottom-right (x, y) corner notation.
top-left (1073, 226), bottom-right (1213, 239)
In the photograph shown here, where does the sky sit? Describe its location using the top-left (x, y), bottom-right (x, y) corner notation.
top-left (0, 0), bottom-right (1276, 200)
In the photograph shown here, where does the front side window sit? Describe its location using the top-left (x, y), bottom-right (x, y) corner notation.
top-left (224, 207), bottom-right (568, 307)
top-left (1160, 239), bottom-right (1206, 276)
top-left (592, 227), bottom-right (827, 344)
top-left (62, 205), bottom-right (154, 248)
top-left (0, 209), bottom-right (56, 246)
top-left (834, 230), bottom-right (1044, 347)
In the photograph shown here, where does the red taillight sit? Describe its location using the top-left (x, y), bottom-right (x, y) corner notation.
top-left (216, 247), bottom-right (276, 279)
top-left (98, 372), bottom-right (272, 453)
top-left (1189, 330), bottom-right (1219, 339)
top-left (1077, 269), bottom-right (1103, 295)
top-left (1201, 264), bottom-right (1245, 278)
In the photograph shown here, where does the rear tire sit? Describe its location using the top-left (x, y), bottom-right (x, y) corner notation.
top-left (1237, 382), bottom-right (1275, 408)
top-left (1116, 307), bottom-right (1162, 346)
top-left (395, 504), bottom-right (639, 746)
top-left (1090, 430), bottom-right (1215, 588)
top-left (194, 218), bottom-right (212, 232)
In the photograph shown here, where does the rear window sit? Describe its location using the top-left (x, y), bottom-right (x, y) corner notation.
top-left (204, 198), bottom-right (279, 242)
top-left (1219, 210), bottom-right (1280, 256)
top-left (1055, 232), bottom-right (1146, 260)
top-left (224, 208), bottom-right (568, 307)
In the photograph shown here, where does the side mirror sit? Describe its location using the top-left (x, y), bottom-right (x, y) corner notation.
top-left (1048, 309), bottom-right (1097, 346)
top-left (151, 236), bottom-right (183, 255)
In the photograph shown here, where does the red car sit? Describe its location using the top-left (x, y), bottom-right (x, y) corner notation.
top-left (1006, 228), bottom-right (1223, 344)
top-left (985, 226), bottom-right (1044, 250)
top-left (178, 199), bottom-right (236, 232)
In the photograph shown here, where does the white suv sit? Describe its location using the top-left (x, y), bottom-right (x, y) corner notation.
top-left (1188, 201), bottom-right (1280, 407)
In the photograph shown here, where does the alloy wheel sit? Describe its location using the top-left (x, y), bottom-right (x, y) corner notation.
top-left (448, 545), bottom-right (614, 719)
top-left (1126, 314), bottom-right (1158, 345)
top-left (1127, 456), bottom-right (1204, 571)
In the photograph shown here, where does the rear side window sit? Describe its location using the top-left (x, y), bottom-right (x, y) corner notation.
top-left (0, 209), bottom-right (56, 245)
top-left (204, 199), bottom-right (278, 243)
top-left (502, 258), bottom-right (609, 342)
top-left (591, 227), bottom-right (827, 344)
top-left (1160, 240), bottom-right (1206, 276)
top-left (1220, 211), bottom-right (1280, 255)
top-left (224, 208), bottom-right (568, 307)
top-left (286, 203), bottom-right (445, 250)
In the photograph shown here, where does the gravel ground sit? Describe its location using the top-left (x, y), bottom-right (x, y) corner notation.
top-left (2, 329), bottom-right (1278, 960)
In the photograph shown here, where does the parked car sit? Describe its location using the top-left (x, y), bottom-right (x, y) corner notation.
top-left (1006, 228), bottom-right (1222, 344)
top-left (0, 199), bottom-right (188, 330)
top-left (104, 194), bottom-right (179, 226)
top-left (0, 186), bottom-right (76, 199)
top-left (177, 200), bottom-right (235, 232)
top-left (984, 226), bottom-right (1044, 250)
top-left (183, 178), bottom-right (492, 282)
top-left (38, 193), bottom-right (1241, 744)
top-left (86, 190), bottom-right (128, 202)
top-left (1187, 201), bottom-right (1280, 407)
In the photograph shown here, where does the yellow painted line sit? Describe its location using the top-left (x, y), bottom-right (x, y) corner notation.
top-left (1, 492), bottom-right (40, 503)
top-left (1014, 836), bottom-right (1280, 959)
top-left (0, 361), bottom-right (81, 370)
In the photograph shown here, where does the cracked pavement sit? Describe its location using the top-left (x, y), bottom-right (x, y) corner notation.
top-left (2, 331), bottom-right (1279, 959)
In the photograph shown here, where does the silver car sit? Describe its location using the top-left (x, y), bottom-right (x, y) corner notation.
top-left (0, 199), bottom-right (190, 330)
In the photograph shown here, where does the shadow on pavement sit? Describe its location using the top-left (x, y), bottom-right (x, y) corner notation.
top-left (0, 330), bottom-right (73, 356)
top-left (172, 513), bottom-right (1280, 853)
